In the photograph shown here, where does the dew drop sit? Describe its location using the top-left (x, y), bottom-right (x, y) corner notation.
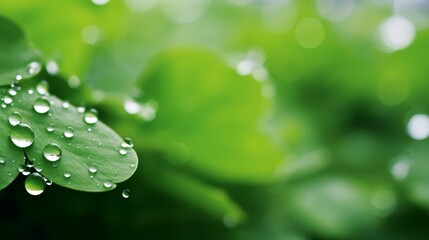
top-left (43, 143), bottom-right (62, 162)
top-left (36, 80), bottom-right (49, 95)
top-left (27, 61), bottom-right (42, 76)
top-left (64, 127), bottom-right (75, 138)
top-left (15, 74), bottom-right (23, 81)
top-left (121, 137), bottom-right (134, 148)
top-left (33, 97), bottom-right (51, 114)
top-left (28, 89), bottom-right (34, 95)
top-left (77, 106), bottom-right (85, 113)
top-left (19, 164), bottom-right (31, 176)
top-left (47, 124), bottom-right (55, 132)
top-left (8, 88), bottom-right (17, 96)
top-left (62, 101), bottom-right (70, 109)
top-left (103, 180), bottom-right (113, 188)
top-left (8, 112), bottom-right (22, 126)
top-left (119, 148), bottom-right (128, 155)
top-left (3, 94), bottom-right (13, 105)
top-left (89, 164), bottom-right (98, 174)
top-left (10, 123), bottom-right (34, 148)
top-left (84, 108), bottom-right (98, 124)
top-left (25, 173), bottom-right (46, 196)
top-left (64, 172), bottom-right (71, 178)
top-left (122, 189), bottom-right (130, 199)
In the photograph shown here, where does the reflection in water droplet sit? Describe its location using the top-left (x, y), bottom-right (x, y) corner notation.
top-left (33, 97), bottom-right (51, 114)
top-left (25, 173), bottom-right (46, 196)
top-left (10, 123), bottom-right (34, 148)
top-left (84, 109), bottom-right (98, 124)
top-left (122, 189), bottom-right (130, 199)
top-left (43, 143), bottom-right (62, 162)
top-left (64, 127), bottom-right (75, 138)
top-left (8, 112), bottom-right (22, 126)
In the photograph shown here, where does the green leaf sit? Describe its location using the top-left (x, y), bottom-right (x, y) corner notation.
top-left (0, 15), bottom-right (40, 85)
top-left (0, 1), bottom-right (125, 79)
top-left (396, 141), bottom-right (429, 210)
top-left (0, 109), bottom-right (25, 190)
top-left (1, 82), bottom-right (138, 192)
top-left (128, 47), bottom-right (282, 183)
top-left (286, 176), bottom-right (375, 238)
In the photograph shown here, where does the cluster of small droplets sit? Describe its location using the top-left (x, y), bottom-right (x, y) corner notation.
top-left (2, 76), bottom-right (136, 195)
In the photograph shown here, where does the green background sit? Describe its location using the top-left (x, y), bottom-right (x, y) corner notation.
top-left (1, 0), bottom-right (429, 239)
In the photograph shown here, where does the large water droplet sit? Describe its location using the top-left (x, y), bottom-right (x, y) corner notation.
top-left (33, 97), bottom-right (51, 114)
top-left (122, 189), bottom-right (130, 199)
top-left (43, 143), bottom-right (62, 162)
top-left (10, 123), bottom-right (34, 148)
top-left (8, 112), bottom-right (22, 126)
top-left (27, 61), bottom-right (42, 76)
top-left (84, 109), bottom-right (98, 124)
top-left (25, 173), bottom-right (46, 196)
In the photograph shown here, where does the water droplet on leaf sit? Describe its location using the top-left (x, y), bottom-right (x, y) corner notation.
top-left (8, 112), bottom-right (22, 126)
top-left (33, 97), bottom-right (51, 114)
top-left (43, 143), bottom-right (62, 162)
top-left (10, 123), bottom-right (34, 148)
top-left (84, 108), bottom-right (98, 124)
top-left (64, 127), bottom-right (74, 138)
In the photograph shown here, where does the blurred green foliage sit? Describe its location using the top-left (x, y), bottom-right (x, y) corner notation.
top-left (2, 0), bottom-right (429, 239)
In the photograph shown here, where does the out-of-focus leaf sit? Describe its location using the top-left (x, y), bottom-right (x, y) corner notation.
top-left (0, 15), bottom-right (40, 85)
top-left (0, 0), bottom-right (125, 78)
top-left (286, 176), bottom-right (375, 238)
top-left (396, 141), bottom-right (429, 209)
top-left (125, 47), bottom-right (282, 183)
